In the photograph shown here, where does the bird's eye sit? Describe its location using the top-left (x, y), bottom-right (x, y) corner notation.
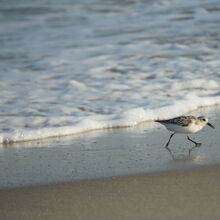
top-left (202, 119), bottom-right (206, 121)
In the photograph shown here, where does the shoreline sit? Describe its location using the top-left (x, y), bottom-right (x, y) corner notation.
top-left (0, 105), bottom-right (219, 189)
top-left (1, 103), bottom-right (220, 145)
top-left (0, 165), bottom-right (220, 220)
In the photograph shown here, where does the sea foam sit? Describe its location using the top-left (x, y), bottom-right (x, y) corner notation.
top-left (1, 96), bottom-right (219, 144)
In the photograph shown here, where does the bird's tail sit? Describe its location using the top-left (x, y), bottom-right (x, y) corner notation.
top-left (155, 119), bottom-right (162, 122)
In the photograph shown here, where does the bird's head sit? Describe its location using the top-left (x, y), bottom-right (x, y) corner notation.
top-left (198, 116), bottom-right (215, 129)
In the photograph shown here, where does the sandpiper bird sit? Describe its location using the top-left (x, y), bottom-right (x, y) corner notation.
top-left (155, 116), bottom-right (215, 153)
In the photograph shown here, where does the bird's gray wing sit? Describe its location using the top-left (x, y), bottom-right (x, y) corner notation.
top-left (155, 116), bottom-right (195, 127)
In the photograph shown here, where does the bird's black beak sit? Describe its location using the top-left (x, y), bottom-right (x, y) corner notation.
top-left (207, 122), bottom-right (215, 129)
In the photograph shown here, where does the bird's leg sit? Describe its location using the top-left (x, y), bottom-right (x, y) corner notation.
top-left (164, 133), bottom-right (175, 159)
top-left (187, 136), bottom-right (202, 147)
top-left (165, 132), bottom-right (175, 148)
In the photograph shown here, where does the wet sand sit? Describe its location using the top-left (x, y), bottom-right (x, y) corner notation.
top-left (0, 165), bottom-right (220, 220)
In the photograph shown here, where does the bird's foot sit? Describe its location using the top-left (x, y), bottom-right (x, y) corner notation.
top-left (187, 136), bottom-right (202, 147)
top-left (195, 143), bottom-right (202, 147)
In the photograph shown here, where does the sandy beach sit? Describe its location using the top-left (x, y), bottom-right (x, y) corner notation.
top-left (1, 1), bottom-right (220, 219)
top-left (0, 165), bottom-right (220, 220)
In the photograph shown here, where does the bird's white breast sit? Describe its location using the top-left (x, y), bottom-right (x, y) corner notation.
top-left (164, 122), bottom-right (204, 134)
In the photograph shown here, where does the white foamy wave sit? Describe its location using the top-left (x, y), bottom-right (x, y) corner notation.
top-left (1, 96), bottom-right (219, 144)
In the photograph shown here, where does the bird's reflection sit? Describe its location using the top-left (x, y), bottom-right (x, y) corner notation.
top-left (165, 144), bottom-right (202, 160)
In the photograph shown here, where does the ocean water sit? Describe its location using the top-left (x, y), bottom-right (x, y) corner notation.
top-left (0, 0), bottom-right (220, 143)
